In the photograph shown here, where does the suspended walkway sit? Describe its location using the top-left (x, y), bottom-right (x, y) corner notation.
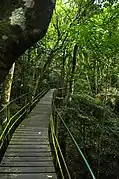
top-left (0, 89), bottom-right (96, 179)
top-left (0, 90), bottom-right (57, 179)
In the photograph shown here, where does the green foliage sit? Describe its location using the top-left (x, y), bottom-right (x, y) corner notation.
top-left (47, 2), bottom-right (119, 178)
top-left (0, 0), bottom-right (119, 178)
top-left (61, 94), bottom-right (119, 178)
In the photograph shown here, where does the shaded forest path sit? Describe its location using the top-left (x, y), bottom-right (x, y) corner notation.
top-left (0, 90), bottom-right (57, 179)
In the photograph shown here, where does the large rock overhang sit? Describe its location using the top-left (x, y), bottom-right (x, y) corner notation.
top-left (0, 0), bottom-right (56, 84)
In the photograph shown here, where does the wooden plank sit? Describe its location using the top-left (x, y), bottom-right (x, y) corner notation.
top-left (16, 128), bottom-right (48, 131)
top-left (31, 107), bottom-right (51, 110)
top-left (11, 135), bottom-right (48, 139)
top-left (0, 173), bottom-right (57, 179)
top-left (0, 162), bottom-right (54, 167)
top-left (0, 166), bottom-right (55, 173)
top-left (14, 131), bottom-right (48, 134)
top-left (13, 132), bottom-right (48, 135)
top-left (9, 142), bottom-right (49, 145)
top-left (2, 156), bottom-right (53, 162)
top-left (28, 116), bottom-right (50, 119)
top-left (4, 152), bottom-right (52, 157)
top-left (8, 145), bottom-right (50, 149)
top-left (30, 114), bottom-right (50, 118)
top-left (9, 138), bottom-right (49, 142)
top-left (16, 129), bottom-right (48, 132)
top-left (24, 117), bottom-right (49, 121)
top-left (17, 127), bottom-right (48, 130)
top-left (20, 124), bottom-right (49, 127)
top-left (15, 130), bottom-right (48, 133)
top-left (27, 113), bottom-right (50, 115)
top-left (20, 120), bottom-right (49, 126)
top-left (11, 137), bottom-right (48, 140)
top-left (17, 126), bottom-right (48, 129)
top-left (17, 125), bottom-right (49, 128)
top-left (10, 138), bottom-right (49, 142)
top-left (6, 148), bottom-right (51, 152)
top-left (10, 142), bottom-right (49, 145)
top-left (11, 134), bottom-right (48, 138)
top-left (20, 124), bottom-right (49, 126)
top-left (19, 125), bottom-right (49, 127)
top-left (12, 135), bottom-right (48, 138)
top-left (25, 118), bottom-right (49, 121)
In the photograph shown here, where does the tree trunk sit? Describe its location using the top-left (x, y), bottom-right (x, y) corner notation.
top-left (0, 63), bottom-right (15, 126)
top-left (0, 0), bottom-right (56, 84)
top-left (69, 44), bottom-right (78, 98)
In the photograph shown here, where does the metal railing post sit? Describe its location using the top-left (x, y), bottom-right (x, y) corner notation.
top-left (7, 104), bottom-right (10, 122)
top-left (6, 104), bottom-right (10, 144)
top-left (52, 90), bottom-right (59, 170)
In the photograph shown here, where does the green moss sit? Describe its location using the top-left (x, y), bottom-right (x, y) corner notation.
top-left (0, 19), bottom-right (11, 37)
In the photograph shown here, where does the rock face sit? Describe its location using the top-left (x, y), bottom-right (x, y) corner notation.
top-left (0, 0), bottom-right (56, 84)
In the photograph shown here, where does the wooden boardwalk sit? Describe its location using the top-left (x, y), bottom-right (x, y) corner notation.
top-left (0, 90), bottom-right (57, 179)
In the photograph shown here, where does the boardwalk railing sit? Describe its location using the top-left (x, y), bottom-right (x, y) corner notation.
top-left (50, 113), bottom-right (71, 179)
top-left (50, 93), bottom-right (96, 179)
top-left (0, 88), bottom-right (49, 161)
